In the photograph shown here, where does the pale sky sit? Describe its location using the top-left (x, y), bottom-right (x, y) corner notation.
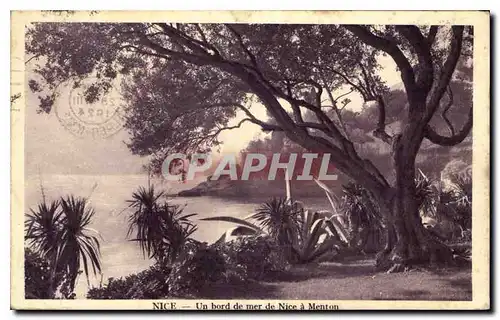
top-left (25, 55), bottom-right (401, 176)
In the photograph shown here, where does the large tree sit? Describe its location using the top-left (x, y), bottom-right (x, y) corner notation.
top-left (26, 22), bottom-right (473, 270)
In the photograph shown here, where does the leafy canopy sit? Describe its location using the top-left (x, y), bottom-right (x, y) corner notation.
top-left (27, 23), bottom-right (472, 191)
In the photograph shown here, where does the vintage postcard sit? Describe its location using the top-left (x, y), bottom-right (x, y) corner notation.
top-left (11, 10), bottom-right (490, 310)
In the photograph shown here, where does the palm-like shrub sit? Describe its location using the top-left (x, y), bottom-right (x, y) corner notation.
top-left (202, 198), bottom-right (346, 264)
top-left (449, 172), bottom-right (472, 230)
top-left (25, 196), bottom-right (102, 296)
top-left (415, 170), bottom-right (437, 216)
top-left (127, 186), bottom-right (197, 264)
top-left (252, 198), bottom-right (302, 247)
top-left (58, 196), bottom-right (102, 289)
top-left (25, 200), bottom-right (62, 262)
top-left (127, 186), bottom-right (165, 259)
top-left (340, 183), bottom-right (384, 252)
top-left (201, 197), bottom-right (302, 243)
top-left (433, 172), bottom-right (472, 233)
top-left (452, 172), bottom-right (472, 204)
top-left (202, 198), bottom-right (301, 258)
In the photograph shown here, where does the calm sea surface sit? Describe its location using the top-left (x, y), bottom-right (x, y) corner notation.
top-left (25, 174), bottom-right (331, 298)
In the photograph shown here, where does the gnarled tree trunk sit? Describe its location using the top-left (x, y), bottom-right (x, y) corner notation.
top-left (374, 143), bottom-right (455, 272)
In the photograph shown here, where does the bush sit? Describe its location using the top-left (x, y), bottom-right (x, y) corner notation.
top-left (214, 235), bottom-right (289, 281)
top-left (25, 247), bottom-right (57, 299)
top-left (164, 236), bottom-right (289, 297)
top-left (87, 236), bottom-right (289, 299)
top-left (86, 264), bottom-right (171, 299)
top-left (166, 242), bottom-right (226, 297)
top-left (25, 247), bottom-right (74, 299)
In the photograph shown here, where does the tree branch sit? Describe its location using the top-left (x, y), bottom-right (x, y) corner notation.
top-left (424, 26), bottom-right (464, 123)
top-left (225, 24), bottom-right (260, 70)
top-left (209, 118), bottom-right (254, 136)
top-left (25, 54), bottom-right (41, 65)
top-left (359, 62), bottom-right (376, 99)
top-left (334, 88), bottom-right (355, 103)
top-left (315, 64), bottom-right (368, 100)
top-left (134, 35), bottom-right (208, 66)
top-left (284, 80), bottom-right (306, 128)
top-left (318, 71), bottom-right (351, 140)
top-left (424, 107), bottom-right (472, 146)
top-left (442, 86), bottom-right (455, 136)
top-left (395, 25), bottom-right (434, 93)
top-left (372, 95), bottom-right (393, 144)
top-left (427, 26), bottom-right (439, 46)
top-left (345, 25), bottom-right (417, 99)
top-left (193, 24), bottom-right (222, 57)
top-left (156, 23), bottom-right (217, 57)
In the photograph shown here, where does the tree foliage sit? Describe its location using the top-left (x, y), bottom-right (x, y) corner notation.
top-left (27, 22), bottom-right (474, 268)
top-left (27, 23), bottom-right (471, 185)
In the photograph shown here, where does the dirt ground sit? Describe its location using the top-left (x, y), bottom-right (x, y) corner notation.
top-left (202, 257), bottom-right (472, 301)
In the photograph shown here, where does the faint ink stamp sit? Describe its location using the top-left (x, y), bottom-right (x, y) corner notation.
top-left (56, 78), bottom-right (125, 139)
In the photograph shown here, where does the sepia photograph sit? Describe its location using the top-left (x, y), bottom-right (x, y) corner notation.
top-left (10, 10), bottom-right (490, 310)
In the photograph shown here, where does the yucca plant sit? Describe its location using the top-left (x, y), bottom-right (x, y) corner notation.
top-left (58, 196), bottom-right (102, 290)
top-left (415, 169), bottom-right (438, 216)
top-left (252, 198), bottom-right (302, 247)
top-left (450, 173), bottom-right (472, 215)
top-left (439, 172), bottom-right (472, 231)
top-left (25, 200), bottom-right (62, 261)
top-left (127, 186), bottom-right (166, 259)
top-left (202, 198), bottom-right (301, 258)
top-left (155, 203), bottom-right (198, 263)
top-left (25, 195), bottom-right (102, 295)
top-left (127, 186), bottom-right (197, 264)
top-left (339, 183), bottom-right (384, 252)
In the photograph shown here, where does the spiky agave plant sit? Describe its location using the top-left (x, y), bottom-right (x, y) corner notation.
top-left (313, 178), bottom-right (350, 245)
top-left (58, 196), bottom-right (102, 290)
top-left (291, 210), bottom-right (342, 263)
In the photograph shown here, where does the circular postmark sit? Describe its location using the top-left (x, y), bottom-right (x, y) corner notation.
top-left (55, 78), bottom-right (125, 139)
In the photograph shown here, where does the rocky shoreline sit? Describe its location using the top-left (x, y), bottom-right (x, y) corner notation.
top-left (177, 176), bottom-right (345, 198)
